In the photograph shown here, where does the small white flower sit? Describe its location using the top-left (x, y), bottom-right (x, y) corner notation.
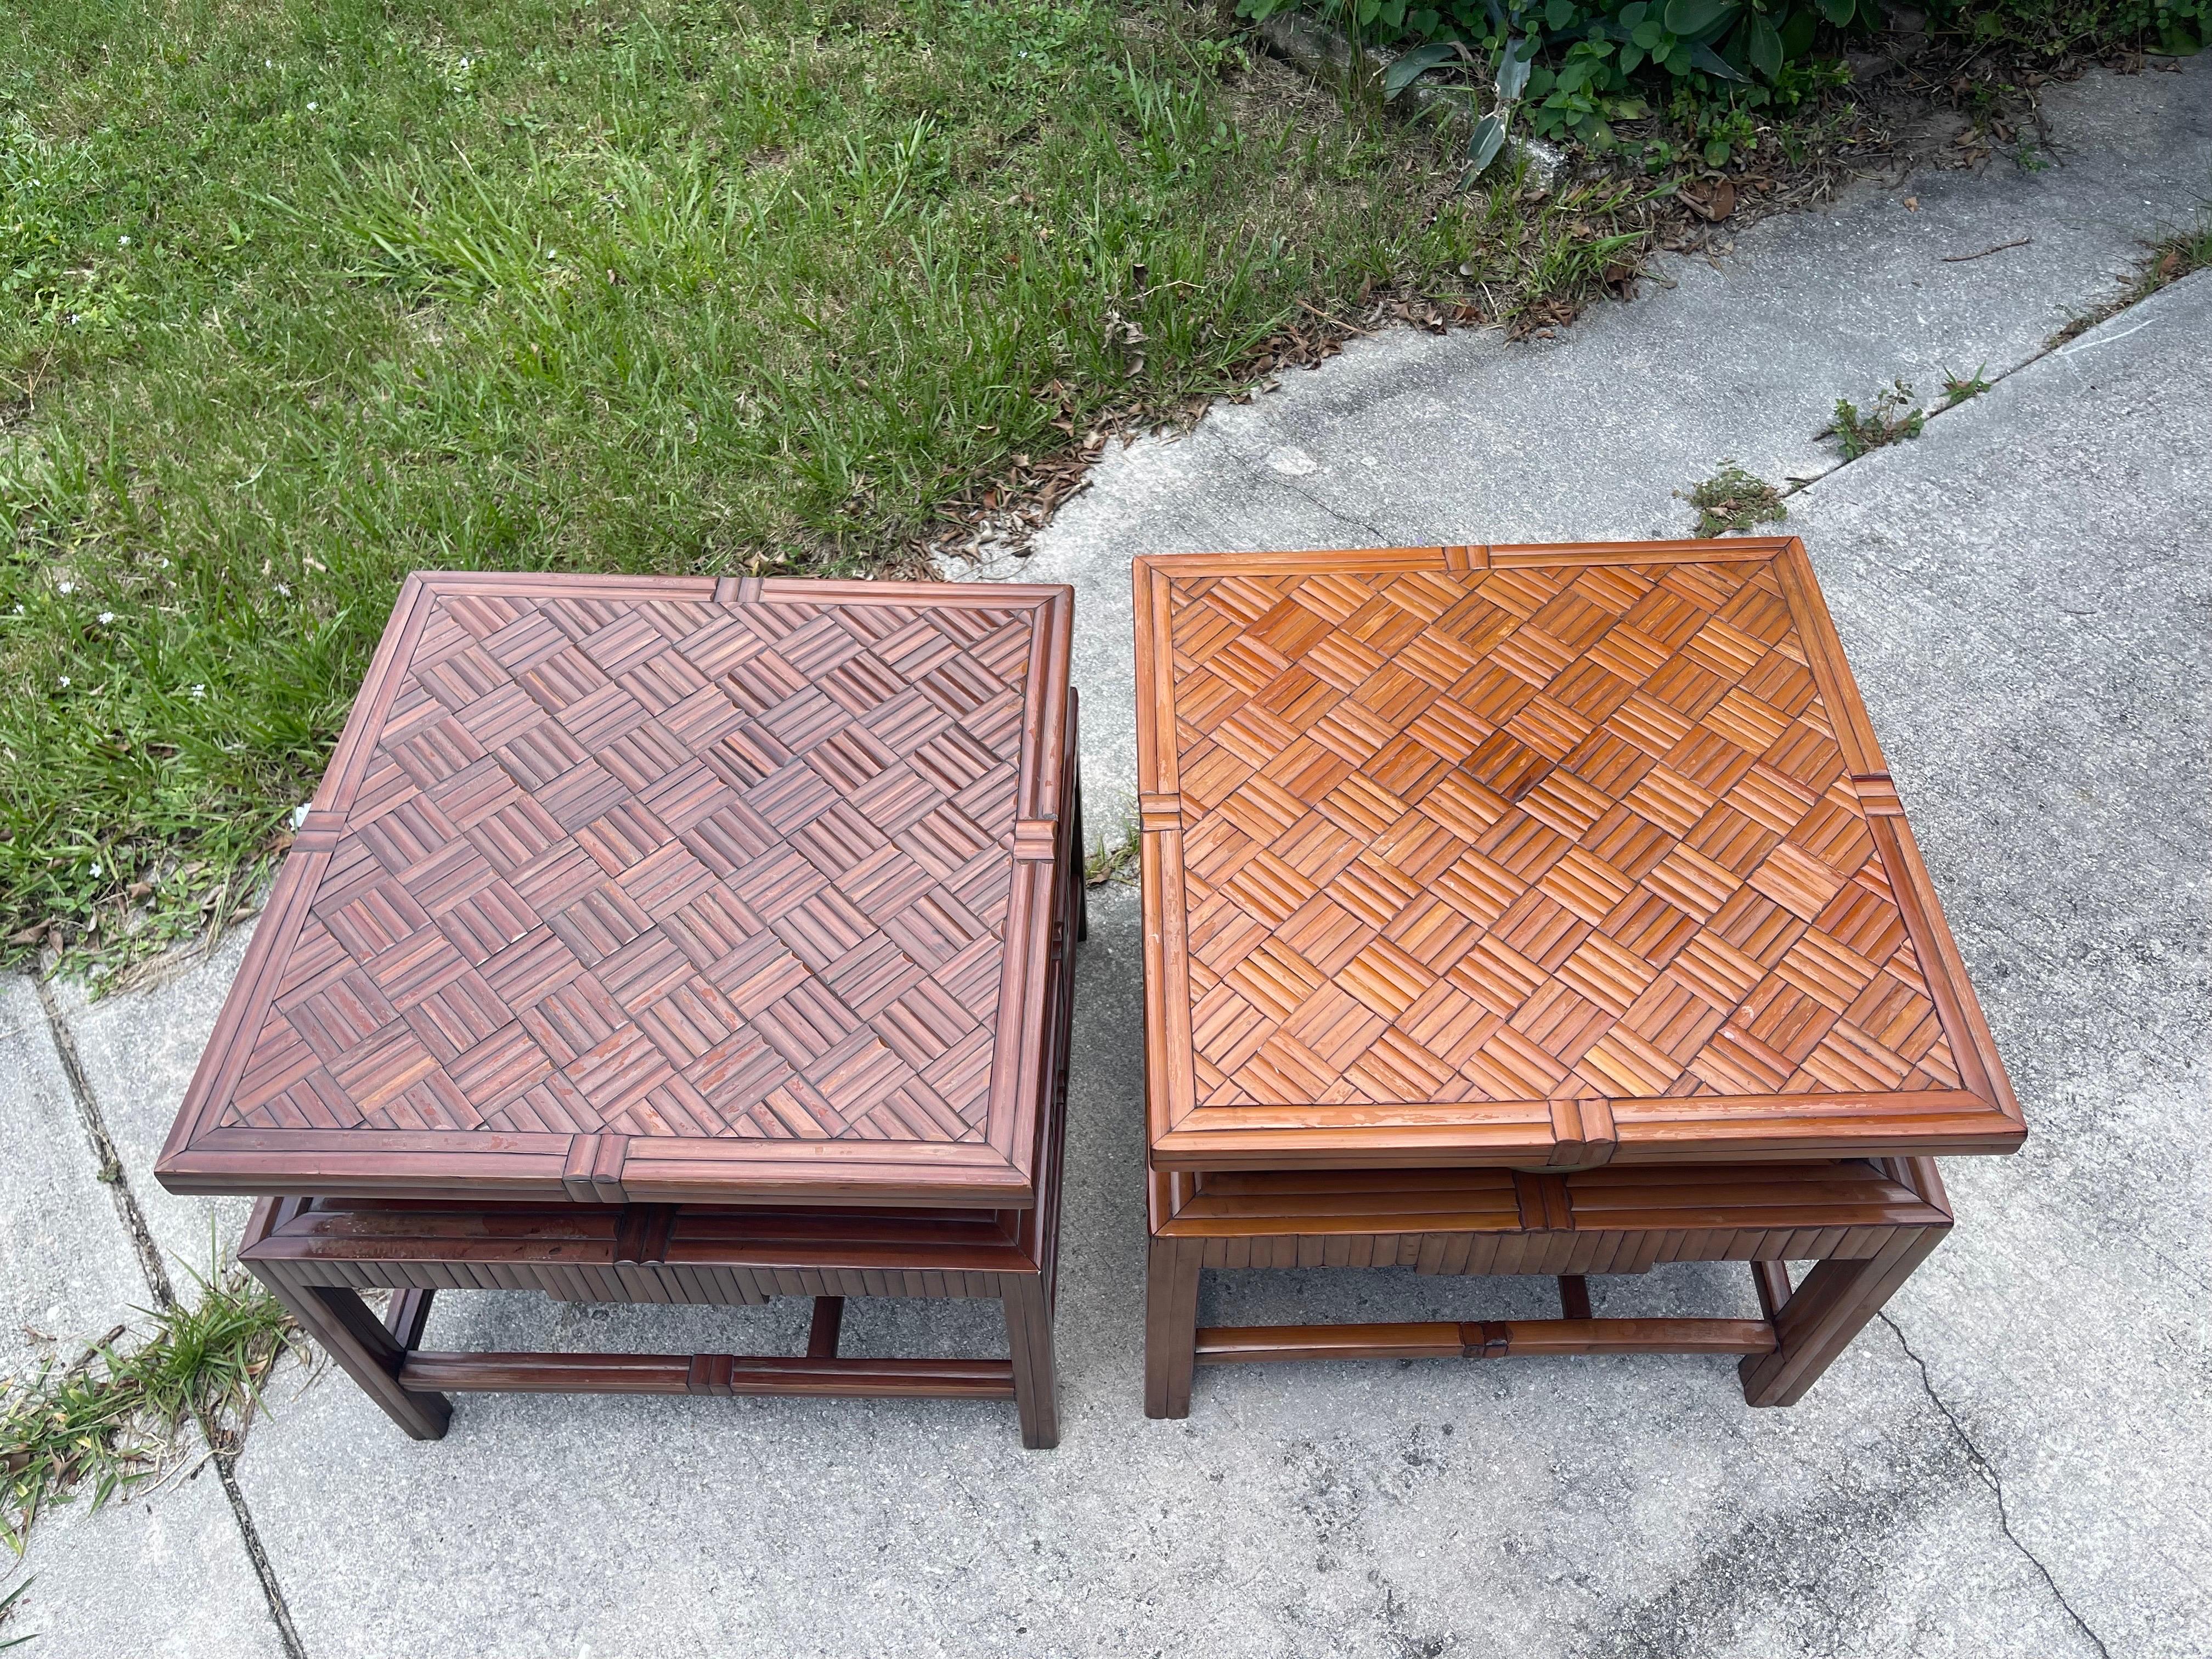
top-left (89, 862), bottom-right (100, 877)
top-left (546, 249), bottom-right (559, 260)
top-left (306, 100), bottom-right (317, 110)
top-left (57, 676), bottom-right (70, 687)
top-left (118, 235), bottom-right (130, 247)
top-left (460, 55), bottom-right (471, 66)
top-left (273, 582), bottom-right (291, 597)
top-left (157, 558), bottom-right (171, 569)
top-left (98, 611), bottom-right (115, 624)
top-left (266, 58), bottom-right (273, 67)
top-left (57, 582), bottom-right (73, 595)
top-left (190, 684), bottom-right (206, 698)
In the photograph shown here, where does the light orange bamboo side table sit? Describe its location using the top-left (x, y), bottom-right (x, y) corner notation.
top-left (1132, 539), bottom-right (2022, 1416)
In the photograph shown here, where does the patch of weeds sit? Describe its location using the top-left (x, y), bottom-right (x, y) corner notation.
top-left (1437, 167), bottom-right (1661, 336)
top-left (1086, 823), bottom-right (1143, 887)
top-left (2049, 212), bottom-right (2212, 346)
top-left (1677, 461), bottom-right (1787, 535)
top-left (0, 1262), bottom-right (303, 1550)
top-left (1939, 363), bottom-right (1993, 407)
top-left (1821, 379), bottom-right (1926, 459)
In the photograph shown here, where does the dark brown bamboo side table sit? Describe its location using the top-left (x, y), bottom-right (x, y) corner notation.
top-left (158, 573), bottom-right (1080, 1448)
top-left (1132, 539), bottom-right (2022, 1417)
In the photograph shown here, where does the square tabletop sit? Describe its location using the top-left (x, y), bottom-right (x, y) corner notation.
top-left (157, 573), bottom-right (1074, 1209)
top-left (1135, 540), bottom-right (2022, 1173)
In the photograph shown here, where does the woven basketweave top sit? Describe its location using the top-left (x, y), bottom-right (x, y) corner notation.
top-left (157, 573), bottom-right (1073, 1208)
top-left (1134, 540), bottom-right (2022, 1172)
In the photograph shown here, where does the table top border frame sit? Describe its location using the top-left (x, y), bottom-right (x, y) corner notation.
top-left (157, 573), bottom-right (1076, 1209)
top-left (1133, 539), bottom-right (2023, 1173)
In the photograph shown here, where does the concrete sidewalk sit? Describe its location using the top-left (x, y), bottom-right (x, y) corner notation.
top-left (0, 57), bottom-right (2204, 1659)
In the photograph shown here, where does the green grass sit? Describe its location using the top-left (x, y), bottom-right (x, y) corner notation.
top-left (1084, 820), bottom-right (1141, 886)
top-left (2, 0), bottom-right (1654, 970)
top-left (2153, 212), bottom-right (2212, 275)
top-left (0, 1578), bottom-right (29, 1650)
top-left (2051, 209), bottom-right (2212, 345)
top-left (0, 1263), bottom-right (300, 1549)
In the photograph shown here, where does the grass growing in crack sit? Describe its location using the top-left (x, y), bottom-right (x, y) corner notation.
top-left (1085, 823), bottom-right (1143, 888)
top-left (1678, 461), bottom-right (1787, 535)
top-left (1821, 379), bottom-right (1926, 459)
top-left (1940, 363), bottom-right (1993, 407)
top-left (0, 0), bottom-right (1662, 976)
top-left (2050, 211), bottom-right (2212, 347)
top-left (2142, 215), bottom-right (2212, 293)
top-left (0, 1265), bottom-right (301, 1550)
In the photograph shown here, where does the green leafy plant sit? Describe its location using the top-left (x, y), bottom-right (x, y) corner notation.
top-left (1939, 363), bottom-right (1991, 406)
top-left (1255, 0), bottom-right (2209, 165)
top-left (1384, 31), bottom-right (1537, 179)
top-left (1927, 0), bottom-right (2207, 59)
top-left (0, 1265), bottom-right (301, 1550)
top-left (2143, 218), bottom-right (2212, 286)
top-left (1251, 0), bottom-right (1873, 158)
top-left (1821, 379), bottom-right (1925, 458)
top-left (1678, 460), bottom-right (1787, 532)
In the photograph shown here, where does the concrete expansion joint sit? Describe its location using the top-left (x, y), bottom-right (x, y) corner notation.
top-left (32, 976), bottom-right (175, 1309)
top-left (211, 1448), bottom-right (311, 1659)
top-left (1880, 1313), bottom-right (2113, 1659)
top-left (1786, 264), bottom-right (2199, 511)
top-left (30, 979), bottom-right (310, 1659)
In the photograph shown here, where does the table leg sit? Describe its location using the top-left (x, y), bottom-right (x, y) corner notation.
top-left (806, 1296), bottom-right (845, 1359)
top-left (253, 1266), bottom-right (452, 1440)
top-left (385, 1286), bottom-right (436, 1350)
top-left (1070, 756), bottom-right (1089, 944)
top-left (1143, 1236), bottom-right (1204, 1420)
top-left (1002, 1274), bottom-right (1059, 1450)
top-left (1739, 1226), bottom-right (1946, 1407)
top-left (1749, 1260), bottom-right (1793, 1321)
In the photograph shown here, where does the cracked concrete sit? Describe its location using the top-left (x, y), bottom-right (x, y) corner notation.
top-left (1780, 264), bottom-right (2211, 1659)
top-left (1877, 1316), bottom-right (2111, 1659)
top-left (0, 54), bottom-right (2206, 1659)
